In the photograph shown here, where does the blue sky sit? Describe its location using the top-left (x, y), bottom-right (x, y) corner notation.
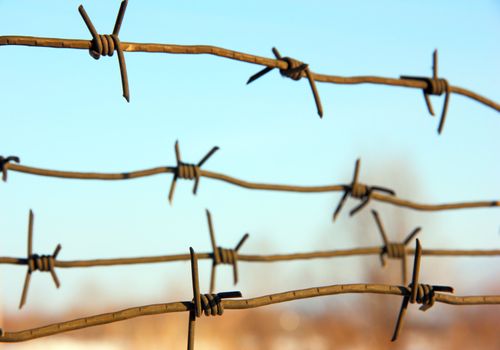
top-left (0, 0), bottom-right (499, 316)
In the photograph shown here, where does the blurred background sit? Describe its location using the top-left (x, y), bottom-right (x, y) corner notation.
top-left (0, 0), bottom-right (499, 349)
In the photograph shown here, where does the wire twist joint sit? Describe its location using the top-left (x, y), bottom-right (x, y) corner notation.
top-left (78, 0), bottom-right (130, 101)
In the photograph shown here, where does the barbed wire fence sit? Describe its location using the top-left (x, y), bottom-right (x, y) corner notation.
top-left (2, 147), bottom-right (499, 216)
top-left (0, 0), bottom-right (499, 132)
top-left (1, 0), bottom-right (499, 349)
top-left (0, 240), bottom-right (498, 346)
top-left (1, 209), bottom-right (499, 310)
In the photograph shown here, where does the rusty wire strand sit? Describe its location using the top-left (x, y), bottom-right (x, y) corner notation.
top-left (0, 3), bottom-right (499, 120)
top-left (2, 210), bottom-right (498, 308)
top-left (0, 246), bottom-right (498, 344)
top-left (2, 150), bottom-right (499, 215)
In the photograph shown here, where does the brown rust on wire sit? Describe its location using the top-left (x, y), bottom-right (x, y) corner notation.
top-left (0, 280), bottom-right (497, 343)
top-left (2, 149), bottom-right (499, 213)
top-left (0, 14), bottom-right (499, 118)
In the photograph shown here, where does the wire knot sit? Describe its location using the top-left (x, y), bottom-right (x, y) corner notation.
top-left (89, 34), bottom-right (121, 59)
top-left (350, 182), bottom-right (369, 199)
top-left (205, 210), bottom-right (250, 293)
top-left (215, 247), bottom-right (238, 265)
top-left (247, 47), bottom-right (323, 117)
top-left (168, 141), bottom-right (219, 204)
top-left (0, 155), bottom-right (20, 182)
top-left (400, 50), bottom-right (451, 134)
top-left (371, 210), bottom-right (421, 284)
top-left (385, 243), bottom-right (406, 259)
top-left (279, 56), bottom-right (308, 81)
top-left (333, 159), bottom-right (396, 221)
top-left (177, 162), bottom-right (200, 180)
top-left (78, 0), bottom-right (130, 101)
top-left (391, 239), bottom-right (454, 341)
top-left (407, 283), bottom-right (436, 311)
top-left (425, 78), bottom-right (449, 96)
top-left (19, 210), bottom-right (62, 309)
top-left (28, 254), bottom-right (55, 273)
top-left (198, 293), bottom-right (225, 316)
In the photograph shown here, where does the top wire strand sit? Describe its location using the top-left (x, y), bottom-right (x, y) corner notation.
top-left (0, 1), bottom-right (499, 131)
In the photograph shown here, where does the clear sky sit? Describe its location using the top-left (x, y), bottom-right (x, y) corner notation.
top-left (0, 0), bottom-right (499, 318)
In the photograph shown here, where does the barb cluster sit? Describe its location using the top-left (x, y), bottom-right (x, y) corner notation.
top-left (168, 141), bottom-right (219, 204)
top-left (19, 210), bottom-right (62, 309)
top-left (188, 247), bottom-right (242, 349)
top-left (205, 210), bottom-right (249, 293)
top-left (391, 239), bottom-right (455, 341)
top-left (333, 159), bottom-right (396, 220)
top-left (371, 210), bottom-right (421, 284)
top-left (247, 47), bottom-right (323, 117)
top-left (401, 50), bottom-right (451, 134)
top-left (78, 0), bottom-right (130, 101)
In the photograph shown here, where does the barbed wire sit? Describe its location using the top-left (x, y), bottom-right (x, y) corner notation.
top-left (2, 143), bottom-right (499, 220)
top-left (2, 209), bottom-right (498, 309)
top-left (0, 0), bottom-right (499, 132)
top-left (0, 240), bottom-right (498, 346)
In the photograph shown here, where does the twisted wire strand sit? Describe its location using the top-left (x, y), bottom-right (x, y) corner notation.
top-left (1, 19), bottom-right (499, 119)
top-left (1, 246), bottom-right (499, 268)
top-left (0, 283), bottom-right (497, 343)
top-left (3, 153), bottom-right (499, 213)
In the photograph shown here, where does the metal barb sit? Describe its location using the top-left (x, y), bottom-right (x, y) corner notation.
top-left (371, 210), bottom-right (421, 284)
top-left (247, 47), bottom-right (323, 117)
top-left (19, 210), bottom-right (62, 309)
top-left (206, 210), bottom-right (250, 293)
top-left (168, 141), bottom-right (219, 204)
top-left (78, 0), bottom-right (130, 101)
top-left (0, 156), bottom-right (20, 182)
top-left (400, 49), bottom-right (451, 134)
top-left (188, 247), bottom-right (242, 349)
top-left (333, 160), bottom-right (396, 221)
top-left (391, 239), bottom-right (454, 341)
